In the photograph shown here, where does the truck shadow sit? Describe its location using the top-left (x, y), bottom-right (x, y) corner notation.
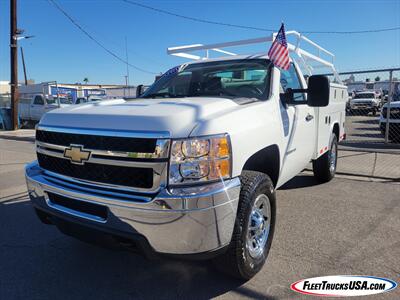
top-left (354, 127), bottom-right (381, 131)
top-left (339, 141), bottom-right (400, 150)
top-left (280, 174), bottom-right (321, 190)
top-left (351, 119), bottom-right (379, 125)
top-left (349, 133), bottom-right (384, 139)
top-left (0, 192), bottom-right (278, 300)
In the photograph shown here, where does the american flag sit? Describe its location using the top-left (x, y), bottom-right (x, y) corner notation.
top-left (268, 24), bottom-right (290, 70)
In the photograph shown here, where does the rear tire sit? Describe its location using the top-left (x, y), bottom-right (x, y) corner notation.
top-left (213, 171), bottom-right (276, 280)
top-left (313, 133), bottom-right (338, 183)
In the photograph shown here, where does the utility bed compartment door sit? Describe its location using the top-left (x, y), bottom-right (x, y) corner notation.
top-left (315, 85), bottom-right (346, 159)
top-left (315, 106), bottom-right (332, 157)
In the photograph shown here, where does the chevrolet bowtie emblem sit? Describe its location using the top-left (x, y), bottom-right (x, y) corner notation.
top-left (64, 145), bottom-right (91, 164)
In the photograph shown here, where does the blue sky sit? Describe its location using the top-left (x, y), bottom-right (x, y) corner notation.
top-left (0, 0), bottom-right (399, 85)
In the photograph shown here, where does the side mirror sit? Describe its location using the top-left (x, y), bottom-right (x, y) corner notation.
top-left (136, 84), bottom-right (144, 97)
top-left (307, 75), bottom-right (330, 107)
top-left (280, 89), bottom-right (295, 105)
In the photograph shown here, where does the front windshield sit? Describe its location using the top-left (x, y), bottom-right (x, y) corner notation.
top-left (142, 59), bottom-right (272, 100)
top-left (59, 97), bottom-right (72, 104)
top-left (354, 93), bottom-right (374, 99)
top-left (46, 98), bottom-right (56, 104)
top-left (46, 97), bottom-right (72, 105)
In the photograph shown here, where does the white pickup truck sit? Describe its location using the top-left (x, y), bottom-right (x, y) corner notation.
top-left (25, 32), bottom-right (346, 279)
top-left (380, 101), bottom-right (400, 142)
top-left (349, 91), bottom-right (380, 115)
top-left (19, 94), bottom-right (71, 123)
top-left (19, 82), bottom-right (74, 123)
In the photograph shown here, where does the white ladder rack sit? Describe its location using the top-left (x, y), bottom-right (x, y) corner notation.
top-left (167, 31), bottom-right (342, 83)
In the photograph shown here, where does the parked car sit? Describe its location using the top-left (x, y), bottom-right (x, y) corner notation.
top-left (380, 101), bottom-right (400, 142)
top-left (349, 91), bottom-right (380, 115)
top-left (19, 94), bottom-right (70, 124)
top-left (74, 95), bottom-right (105, 104)
top-left (346, 92), bottom-right (353, 111)
top-left (25, 32), bottom-right (346, 280)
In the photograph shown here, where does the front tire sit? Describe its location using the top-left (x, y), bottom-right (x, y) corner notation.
top-left (313, 133), bottom-right (338, 183)
top-left (213, 171), bottom-right (276, 280)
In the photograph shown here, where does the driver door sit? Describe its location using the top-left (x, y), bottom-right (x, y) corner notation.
top-left (31, 95), bottom-right (45, 120)
top-left (278, 64), bottom-right (317, 185)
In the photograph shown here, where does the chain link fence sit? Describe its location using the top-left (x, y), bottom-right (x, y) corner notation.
top-left (0, 94), bottom-right (11, 130)
top-left (327, 68), bottom-right (400, 181)
top-left (0, 93), bottom-right (11, 108)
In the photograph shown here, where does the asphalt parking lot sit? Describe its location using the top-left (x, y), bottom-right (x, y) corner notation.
top-left (1, 137), bottom-right (399, 300)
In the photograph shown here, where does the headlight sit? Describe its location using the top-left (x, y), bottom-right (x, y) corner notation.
top-left (169, 134), bottom-right (231, 185)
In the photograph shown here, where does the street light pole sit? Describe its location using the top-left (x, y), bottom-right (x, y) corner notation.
top-left (10, 0), bottom-right (19, 130)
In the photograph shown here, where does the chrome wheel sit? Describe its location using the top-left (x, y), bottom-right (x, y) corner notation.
top-left (246, 194), bottom-right (271, 259)
top-left (329, 140), bottom-right (337, 174)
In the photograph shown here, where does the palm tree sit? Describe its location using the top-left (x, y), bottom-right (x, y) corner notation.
top-left (83, 77), bottom-right (89, 85)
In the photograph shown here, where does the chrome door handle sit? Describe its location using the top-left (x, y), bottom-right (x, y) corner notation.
top-left (305, 114), bottom-right (314, 121)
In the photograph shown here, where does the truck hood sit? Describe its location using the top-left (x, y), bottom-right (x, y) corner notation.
top-left (40, 97), bottom-right (238, 138)
top-left (46, 103), bottom-right (71, 110)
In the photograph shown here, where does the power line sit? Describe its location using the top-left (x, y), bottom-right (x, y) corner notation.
top-left (121, 0), bottom-right (275, 32)
top-left (121, 0), bottom-right (400, 35)
top-left (48, 0), bottom-right (158, 75)
top-left (303, 27), bottom-right (400, 34)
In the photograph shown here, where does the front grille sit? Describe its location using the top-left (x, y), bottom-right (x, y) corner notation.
top-left (36, 130), bottom-right (157, 153)
top-left (37, 153), bottom-right (153, 188)
top-left (353, 102), bottom-right (372, 106)
top-left (47, 192), bottom-right (108, 220)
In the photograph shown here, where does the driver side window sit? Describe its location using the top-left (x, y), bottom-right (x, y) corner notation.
top-left (33, 95), bottom-right (44, 105)
top-left (159, 72), bottom-right (192, 95)
top-left (280, 64), bottom-right (306, 102)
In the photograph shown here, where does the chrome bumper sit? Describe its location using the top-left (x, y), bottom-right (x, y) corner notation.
top-left (25, 161), bottom-right (240, 255)
top-left (350, 103), bottom-right (377, 109)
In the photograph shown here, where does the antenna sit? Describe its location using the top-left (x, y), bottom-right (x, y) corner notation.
top-left (125, 36), bottom-right (130, 86)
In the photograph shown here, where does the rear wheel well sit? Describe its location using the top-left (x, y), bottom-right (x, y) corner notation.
top-left (242, 145), bottom-right (280, 187)
top-left (333, 123), bottom-right (339, 140)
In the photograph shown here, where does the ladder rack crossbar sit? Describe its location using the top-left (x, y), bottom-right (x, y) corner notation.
top-left (167, 31), bottom-right (341, 83)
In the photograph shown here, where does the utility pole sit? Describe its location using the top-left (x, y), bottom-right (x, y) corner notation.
top-left (10, 0), bottom-right (18, 130)
top-left (20, 47), bottom-right (27, 85)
